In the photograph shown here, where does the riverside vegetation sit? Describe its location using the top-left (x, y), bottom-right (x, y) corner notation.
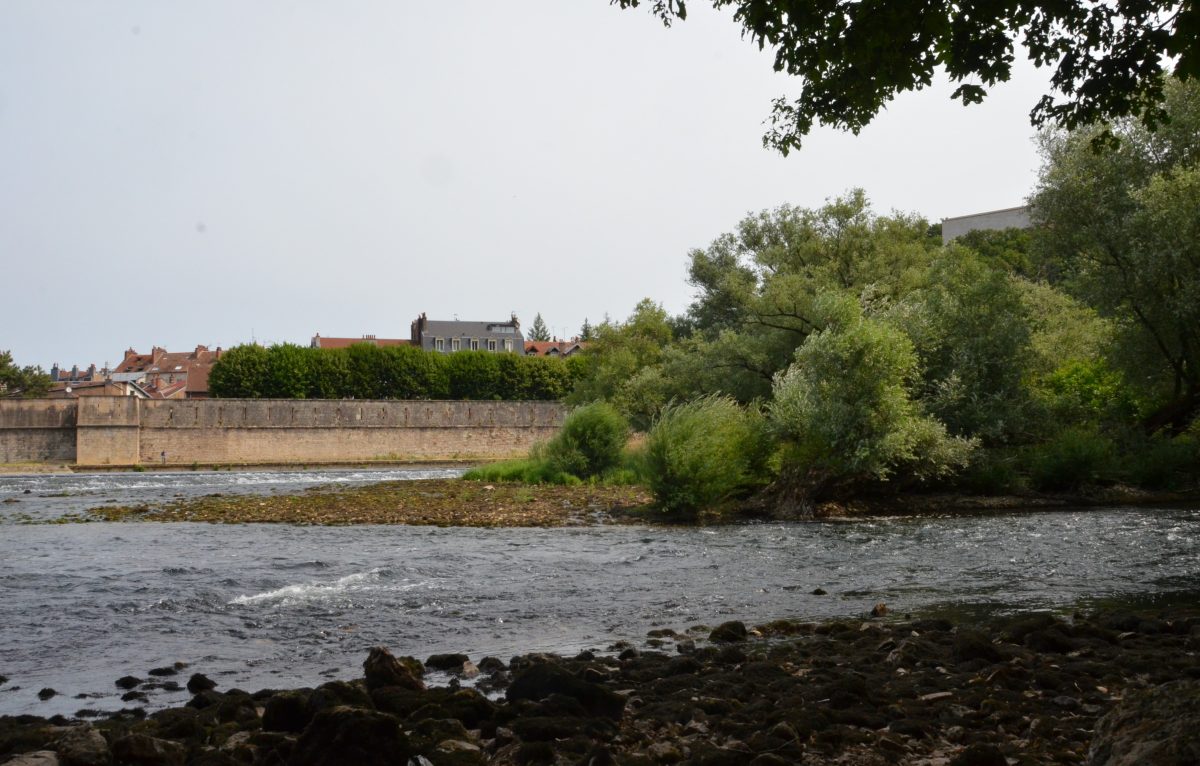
top-left (198, 80), bottom-right (1200, 521)
top-left (468, 79), bottom-right (1200, 519)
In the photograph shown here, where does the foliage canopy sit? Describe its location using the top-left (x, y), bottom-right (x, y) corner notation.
top-left (616, 0), bottom-right (1199, 153)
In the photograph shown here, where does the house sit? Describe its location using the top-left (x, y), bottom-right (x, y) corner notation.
top-left (112, 345), bottom-right (223, 399)
top-left (410, 313), bottom-right (524, 354)
top-left (310, 334), bottom-right (410, 350)
top-left (47, 379), bottom-right (149, 399)
top-left (524, 339), bottom-right (588, 357)
top-left (941, 205), bottom-right (1032, 245)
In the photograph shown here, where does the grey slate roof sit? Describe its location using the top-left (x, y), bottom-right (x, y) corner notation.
top-left (422, 320), bottom-right (520, 338)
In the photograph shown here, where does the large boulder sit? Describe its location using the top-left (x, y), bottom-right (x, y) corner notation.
top-left (708, 621), bottom-right (748, 643)
top-left (55, 725), bottom-right (110, 766)
top-left (363, 647), bottom-right (424, 691)
top-left (262, 690), bottom-right (313, 733)
top-left (1089, 680), bottom-right (1200, 765)
top-left (3, 753), bottom-right (61, 766)
top-left (292, 706), bottom-right (410, 766)
top-left (109, 734), bottom-right (186, 766)
top-left (506, 663), bottom-right (625, 719)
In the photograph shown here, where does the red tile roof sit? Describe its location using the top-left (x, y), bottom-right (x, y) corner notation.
top-left (311, 335), bottom-right (410, 350)
top-left (524, 340), bottom-right (588, 356)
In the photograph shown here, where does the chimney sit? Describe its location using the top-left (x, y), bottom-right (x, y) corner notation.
top-left (124, 348), bottom-right (138, 362)
top-left (151, 346), bottom-right (165, 363)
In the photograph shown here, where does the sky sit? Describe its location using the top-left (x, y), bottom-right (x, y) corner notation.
top-left (0, 2), bottom-right (1053, 370)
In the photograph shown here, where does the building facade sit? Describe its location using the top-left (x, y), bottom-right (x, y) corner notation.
top-left (410, 313), bottom-right (524, 354)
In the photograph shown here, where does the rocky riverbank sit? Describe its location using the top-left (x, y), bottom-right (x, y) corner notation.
top-left (2, 607), bottom-right (1198, 765)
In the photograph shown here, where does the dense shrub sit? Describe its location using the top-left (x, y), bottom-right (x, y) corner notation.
top-left (768, 305), bottom-right (974, 491)
top-left (542, 403), bottom-right (630, 479)
top-left (1121, 433), bottom-right (1200, 490)
top-left (1023, 427), bottom-right (1117, 491)
top-left (209, 343), bottom-right (571, 401)
top-left (644, 396), bottom-right (766, 515)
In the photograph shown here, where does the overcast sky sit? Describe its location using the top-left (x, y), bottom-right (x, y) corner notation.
top-left (1, 2), bottom-right (1052, 370)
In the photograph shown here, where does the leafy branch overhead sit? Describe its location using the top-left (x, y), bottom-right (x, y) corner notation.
top-left (614, 0), bottom-right (1200, 153)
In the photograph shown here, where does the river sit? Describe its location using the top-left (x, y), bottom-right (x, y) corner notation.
top-left (0, 468), bottom-right (1196, 717)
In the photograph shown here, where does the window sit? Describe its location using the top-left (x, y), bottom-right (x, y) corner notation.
top-left (451, 338), bottom-right (460, 351)
top-left (434, 338), bottom-right (444, 351)
top-left (470, 339), bottom-right (479, 350)
top-left (503, 339), bottom-right (513, 352)
top-left (487, 339), bottom-right (497, 351)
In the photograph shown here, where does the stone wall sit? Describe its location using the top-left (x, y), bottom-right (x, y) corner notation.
top-left (0, 398), bottom-right (565, 467)
top-left (0, 400), bottom-right (77, 463)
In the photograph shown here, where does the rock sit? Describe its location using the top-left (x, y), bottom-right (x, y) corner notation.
top-left (506, 662), bottom-right (625, 719)
top-left (185, 673), bottom-right (216, 694)
top-left (363, 647), bottom-right (424, 691)
top-left (811, 588), bottom-right (827, 595)
top-left (1089, 680), bottom-right (1200, 765)
top-left (292, 706), bottom-right (410, 766)
top-left (3, 752), bottom-right (61, 766)
top-left (146, 666), bottom-right (177, 677)
top-left (646, 741), bottom-right (684, 763)
top-left (425, 653), bottom-right (470, 671)
top-left (37, 688), bottom-right (56, 701)
top-left (55, 725), bottom-right (111, 766)
top-left (708, 621), bottom-right (748, 643)
top-left (307, 680), bottom-right (374, 713)
top-left (0, 674), bottom-right (7, 685)
top-left (477, 657), bottom-right (505, 673)
top-left (676, 638), bottom-right (696, 654)
top-left (110, 733), bottom-right (186, 766)
top-left (953, 631), bottom-right (1003, 663)
top-left (949, 743), bottom-right (1007, 766)
top-left (870, 602), bottom-right (888, 618)
top-left (262, 690), bottom-right (313, 733)
top-left (433, 739), bottom-right (485, 765)
top-left (120, 691), bottom-right (147, 703)
top-left (460, 661), bottom-right (480, 679)
top-left (184, 690), bottom-right (223, 710)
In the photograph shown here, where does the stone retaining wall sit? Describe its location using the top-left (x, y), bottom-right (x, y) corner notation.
top-left (0, 398), bottom-right (565, 467)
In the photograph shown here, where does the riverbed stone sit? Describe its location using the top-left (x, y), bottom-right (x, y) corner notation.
top-left (307, 680), bottom-right (374, 714)
top-left (363, 647), bottom-right (424, 691)
top-left (114, 675), bottom-right (142, 690)
top-left (185, 673), bottom-right (216, 694)
top-left (708, 621), bottom-right (748, 643)
top-left (110, 733), bottom-right (186, 766)
top-left (506, 663), bottom-right (625, 719)
top-left (1088, 679), bottom-right (1200, 765)
top-left (292, 706), bottom-right (410, 766)
top-left (425, 653), bottom-right (470, 671)
top-left (54, 725), bottom-right (110, 766)
top-left (261, 690), bottom-right (312, 733)
top-left (3, 752), bottom-right (61, 766)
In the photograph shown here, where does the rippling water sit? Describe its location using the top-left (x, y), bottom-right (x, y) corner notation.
top-left (0, 470), bottom-right (1196, 716)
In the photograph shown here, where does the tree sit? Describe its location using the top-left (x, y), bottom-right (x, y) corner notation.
top-left (890, 249), bottom-right (1037, 444)
top-left (679, 189), bottom-right (938, 401)
top-left (0, 351), bottom-right (50, 398)
top-left (616, 0), bottom-right (1200, 153)
top-left (1031, 77), bottom-right (1200, 431)
top-left (579, 318), bottom-right (594, 341)
top-left (529, 313), bottom-right (551, 342)
top-left (767, 296), bottom-right (974, 501)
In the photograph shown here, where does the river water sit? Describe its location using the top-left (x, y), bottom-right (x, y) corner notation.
top-left (0, 469), bottom-right (1197, 716)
